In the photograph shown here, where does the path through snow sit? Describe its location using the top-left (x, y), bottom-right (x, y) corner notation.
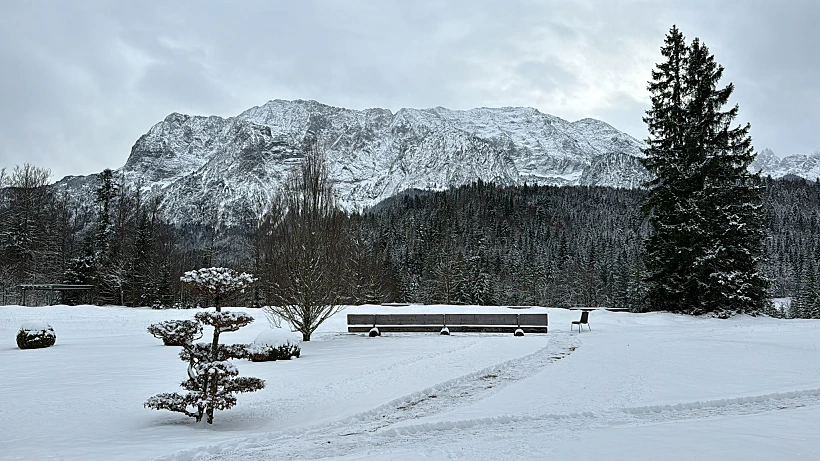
top-left (158, 326), bottom-right (820, 461)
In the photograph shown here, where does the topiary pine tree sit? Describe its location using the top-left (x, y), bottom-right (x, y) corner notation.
top-left (642, 26), bottom-right (769, 316)
top-left (180, 267), bottom-right (256, 311)
top-left (145, 267), bottom-right (263, 424)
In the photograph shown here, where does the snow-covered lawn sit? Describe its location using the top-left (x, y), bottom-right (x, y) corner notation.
top-left (1, 305), bottom-right (819, 460)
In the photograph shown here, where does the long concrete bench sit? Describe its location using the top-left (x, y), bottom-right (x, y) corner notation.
top-left (347, 313), bottom-right (548, 335)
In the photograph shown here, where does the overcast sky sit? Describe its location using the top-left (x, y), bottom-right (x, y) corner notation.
top-left (1, 0), bottom-right (817, 180)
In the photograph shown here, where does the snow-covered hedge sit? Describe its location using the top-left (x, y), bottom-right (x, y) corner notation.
top-left (248, 328), bottom-right (302, 362)
top-left (147, 319), bottom-right (202, 346)
top-left (17, 321), bottom-right (56, 349)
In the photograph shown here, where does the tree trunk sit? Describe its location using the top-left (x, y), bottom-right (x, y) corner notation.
top-left (207, 304), bottom-right (221, 424)
top-left (302, 331), bottom-right (311, 342)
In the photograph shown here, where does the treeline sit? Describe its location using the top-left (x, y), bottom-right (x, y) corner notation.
top-left (351, 182), bottom-right (648, 309)
top-left (351, 177), bottom-right (820, 317)
top-left (1, 164), bottom-right (819, 317)
top-left (0, 166), bottom-right (239, 307)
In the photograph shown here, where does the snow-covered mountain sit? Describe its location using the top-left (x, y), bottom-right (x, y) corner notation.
top-left (56, 100), bottom-right (652, 225)
top-left (57, 99), bottom-right (817, 227)
top-left (750, 148), bottom-right (820, 181)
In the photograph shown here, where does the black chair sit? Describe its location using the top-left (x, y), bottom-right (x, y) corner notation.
top-left (571, 311), bottom-right (590, 332)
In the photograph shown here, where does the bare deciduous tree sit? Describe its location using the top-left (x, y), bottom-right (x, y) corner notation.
top-left (260, 134), bottom-right (349, 341)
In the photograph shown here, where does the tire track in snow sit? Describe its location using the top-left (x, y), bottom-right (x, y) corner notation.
top-left (173, 386), bottom-right (820, 461)
top-left (333, 332), bottom-right (578, 434)
top-left (239, 334), bottom-right (488, 429)
top-left (353, 387), bottom-right (820, 460)
top-left (151, 333), bottom-right (579, 461)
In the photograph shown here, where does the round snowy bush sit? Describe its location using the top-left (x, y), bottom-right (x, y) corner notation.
top-left (16, 321), bottom-right (56, 349)
top-left (514, 328), bottom-right (525, 337)
top-left (440, 327), bottom-right (450, 336)
top-left (368, 327), bottom-right (381, 337)
top-left (147, 319), bottom-right (203, 346)
top-left (248, 328), bottom-right (302, 362)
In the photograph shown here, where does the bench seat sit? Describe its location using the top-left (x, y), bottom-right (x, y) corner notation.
top-left (347, 313), bottom-right (548, 334)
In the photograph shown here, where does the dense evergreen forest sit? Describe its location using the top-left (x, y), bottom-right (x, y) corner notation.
top-left (1, 165), bottom-right (818, 318)
top-left (352, 177), bottom-right (820, 318)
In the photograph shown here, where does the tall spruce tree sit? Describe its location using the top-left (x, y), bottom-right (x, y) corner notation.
top-left (642, 27), bottom-right (769, 316)
top-left (685, 39), bottom-right (768, 316)
top-left (641, 26), bottom-right (696, 313)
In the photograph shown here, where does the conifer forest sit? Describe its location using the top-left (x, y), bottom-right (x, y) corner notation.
top-left (1, 164), bottom-right (818, 318)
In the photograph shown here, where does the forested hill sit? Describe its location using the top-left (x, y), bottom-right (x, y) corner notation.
top-left (352, 177), bottom-right (820, 316)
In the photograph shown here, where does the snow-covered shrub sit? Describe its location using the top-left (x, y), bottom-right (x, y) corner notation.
top-left (147, 319), bottom-right (202, 346)
top-left (368, 327), bottom-right (380, 337)
top-left (17, 321), bottom-right (56, 349)
top-left (514, 328), bottom-right (525, 337)
top-left (172, 302), bottom-right (196, 310)
top-left (146, 268), bottom-right (263, 424)
top-left (440, 327), bottom-right (450, 336)
top-left (248, 328), bottom-right (301, 362)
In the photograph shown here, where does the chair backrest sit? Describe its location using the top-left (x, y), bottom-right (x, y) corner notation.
top-left (580, 311), bottom-right (589, 323)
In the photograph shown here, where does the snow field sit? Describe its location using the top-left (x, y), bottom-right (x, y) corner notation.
top-left (1, 305), bottom-right (819, 460)
top-left (0, 305), bottom-right (545, 460)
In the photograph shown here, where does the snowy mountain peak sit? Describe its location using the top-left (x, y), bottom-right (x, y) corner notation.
top-left (750, 149), bottom-right (820, 181)
top-left (55, 100), bottom-right (817, 227)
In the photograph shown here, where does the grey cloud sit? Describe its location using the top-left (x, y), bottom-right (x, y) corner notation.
top-left (1, 0), bottom-right (818, 179)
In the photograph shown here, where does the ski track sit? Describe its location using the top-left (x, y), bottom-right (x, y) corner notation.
top-left (152, 332), bottom-right (820, 461)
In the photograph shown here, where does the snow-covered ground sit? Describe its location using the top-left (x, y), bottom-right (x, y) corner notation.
top-left (1, 305), bottom-right (819, 460)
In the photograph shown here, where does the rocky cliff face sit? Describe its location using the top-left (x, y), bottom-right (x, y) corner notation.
top-left (55, 99), bottom-right (818, 226)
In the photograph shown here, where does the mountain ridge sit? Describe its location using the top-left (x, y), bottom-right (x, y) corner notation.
top-left (54, 99), bottom-right (818, 226)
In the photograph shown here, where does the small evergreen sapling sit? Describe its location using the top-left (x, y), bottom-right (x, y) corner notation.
top-left (145, 267), bottom-right (264, 424)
